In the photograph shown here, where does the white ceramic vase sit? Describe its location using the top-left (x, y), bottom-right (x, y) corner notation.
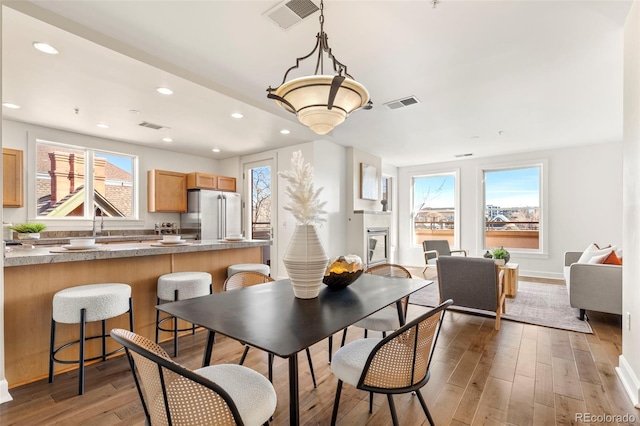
top-left (283, 224), bottom-right (329, 299)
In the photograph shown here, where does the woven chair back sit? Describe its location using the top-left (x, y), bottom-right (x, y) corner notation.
top-left (224, 271), bottom-right (274, 291)
top-left (364, 263), bottom-right (413, 315)
top-left (359, 299), bottom-right (452, 392)
top-left (111, 328), bottom-right (242, 426)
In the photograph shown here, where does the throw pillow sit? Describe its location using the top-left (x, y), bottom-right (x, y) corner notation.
top-left (603, 250), bottom-right (623, 265)
top-left (578, 244), bottom-right (618, 264)
top-left (588, 252), bottom-right (610, 264)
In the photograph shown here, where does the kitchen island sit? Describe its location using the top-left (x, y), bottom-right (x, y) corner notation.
top-left (3, 239), bottom-right (270, 387)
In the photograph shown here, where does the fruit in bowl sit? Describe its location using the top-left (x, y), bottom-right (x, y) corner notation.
top-left (323, 255), bottom-right (364, 290)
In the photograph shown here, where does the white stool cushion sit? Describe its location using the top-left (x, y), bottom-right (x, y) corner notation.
top-left (53, 283), bottom-right (131, 324)
top-left (331, 338), bottom-right (382, 386)
top-left (227, 264), bottom-right (270, 278)
top-left (353, 305), bottom-right (401, 332)
top-left (157, 272), bottom-right (211, 302)
top-left (195, 364), bottom-right (277, 426)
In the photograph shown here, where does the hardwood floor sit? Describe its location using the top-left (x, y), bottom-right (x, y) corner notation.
top-left (2, 269), bottom-right (638, 425)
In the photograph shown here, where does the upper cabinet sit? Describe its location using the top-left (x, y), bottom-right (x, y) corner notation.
top-left (187, 172), bottom-right (236, 192)
top-left (147, 169), bottom-right (187, 212)
top-left (3, 148), bottom-right (24, 208)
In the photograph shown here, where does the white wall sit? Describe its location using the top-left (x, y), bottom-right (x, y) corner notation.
top-left (398, 142), bottom-right (623, 278)
top-left (618, 0), bottom-right (640, 408)
top-left (381, 162), bottom-right (399, 263)
top-left (2, 119), bottom-right (220, 230)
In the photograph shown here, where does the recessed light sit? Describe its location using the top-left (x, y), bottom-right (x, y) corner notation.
top-left (33, 42), bottom-right (59, 54)
top-left (2, 102), bottom-right (21, 109)
top-left (96, 123), bottom-right (110, 129)
top-left (212, 148), bottom-right (221, 153)
top-left (129, 109), bottom-right (142, 115)
top-left (280, 129), bottom-right (291, 135)
top-left (471, 136), bottom-right (480, 139)
top-left (156, 87), bottom-right (173, 95)
top-left (231, 113), bottom-right (244, 119)
top-left (162, 137), bottom-right (173, 143)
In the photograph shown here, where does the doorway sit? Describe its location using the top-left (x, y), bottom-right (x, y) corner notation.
top-left (243, 158), bottom-right (277, 276)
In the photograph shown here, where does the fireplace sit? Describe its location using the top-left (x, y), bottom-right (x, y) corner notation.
top-left (367, 227), bottom-right (388, 266)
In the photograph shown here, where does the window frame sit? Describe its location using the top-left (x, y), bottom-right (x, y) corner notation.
top-left (410, 168), bottom-right (461, 249)
top-left (477, 159), bottom-right (548, 258)
top-left (28, 135), bottom-right (140, 227)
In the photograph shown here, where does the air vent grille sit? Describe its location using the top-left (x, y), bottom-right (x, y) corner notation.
top-left (138, 121), bottom-right (170, 130)
top-left (264, 0), bottom-right (320, 30)
top-left (454, 153), bottom-right (474, 158)
top-left (383, 96), bottom-right (421, 110)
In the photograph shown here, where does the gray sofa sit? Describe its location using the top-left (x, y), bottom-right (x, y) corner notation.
top-left (564, 251), bottom-right (622, 320)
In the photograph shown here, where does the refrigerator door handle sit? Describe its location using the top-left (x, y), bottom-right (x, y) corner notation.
top-left (221, 194), bottom-right (227, 239)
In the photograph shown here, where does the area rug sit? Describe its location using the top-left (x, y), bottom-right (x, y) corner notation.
top-left (409, 280), bottom-right (593, 334)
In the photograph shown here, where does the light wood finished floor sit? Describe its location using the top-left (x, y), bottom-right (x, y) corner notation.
top-left (1, 268), bottom-right (638, 425)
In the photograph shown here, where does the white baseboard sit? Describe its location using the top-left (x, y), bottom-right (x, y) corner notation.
top-left (617, 355), bottom-right (640, 408)
top-left (0, 379), bottom-right (13, 404)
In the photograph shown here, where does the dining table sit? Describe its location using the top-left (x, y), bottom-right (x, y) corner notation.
top-left (156, 273), bottom-right (432, 425)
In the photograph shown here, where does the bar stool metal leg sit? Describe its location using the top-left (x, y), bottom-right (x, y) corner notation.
top-left (101, 320), bottom-right (107, 362)
top-left (79, 308), bottom-right (86, 395)
top-left (48, 318), bottom-right (56, 383)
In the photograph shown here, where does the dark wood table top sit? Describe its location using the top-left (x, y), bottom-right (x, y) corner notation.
top-left (157, 274), bottom-right (432, 358)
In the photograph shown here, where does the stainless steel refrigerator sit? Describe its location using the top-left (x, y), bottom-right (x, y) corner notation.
top-left (181, 189), bottom-right (242, 240)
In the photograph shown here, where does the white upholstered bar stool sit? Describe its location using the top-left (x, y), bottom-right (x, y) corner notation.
top-left (155, 271), bottom-right (212, 357)
top-left (48, 283), bottom-right (133, 395)
top-left (227, 263), bottom-right (270, 278)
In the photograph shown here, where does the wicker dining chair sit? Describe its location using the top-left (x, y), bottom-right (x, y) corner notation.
top-left (330, 299), bottom-right (453, 426)
top-left (111, 328), bottom-right (277, 426)
top-left (223, 271), bottom-right (317, 388)
top-left (328, 264), bottom-right (413, 363)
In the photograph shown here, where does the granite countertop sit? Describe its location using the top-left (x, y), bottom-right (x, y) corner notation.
top-left (25, 233), bottom-right (198, 246)
top-left (4, 239), bottom-right (271, 267)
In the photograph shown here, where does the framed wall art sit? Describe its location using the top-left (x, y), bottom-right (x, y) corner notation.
top-left (360, 163), bottom-right (379, 200)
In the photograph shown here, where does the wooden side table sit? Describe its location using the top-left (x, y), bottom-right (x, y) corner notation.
top-left (500, 263), bottom-right (519, 298)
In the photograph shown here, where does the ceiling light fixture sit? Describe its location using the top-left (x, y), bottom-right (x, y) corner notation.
top-left (212, 148), bottom-right (221, 153)
top-left (280, 129), bottom-right (291, 135)
top-left (33, 42), bottom-right (59, 54)
top-left (2, 102), bottom-right (21, 109)
top-left (156, 87), bottom-right (173, 95)
top-left (267, 0), bottom-right (371, 135)
top-left (162, 137), bottom-right (173, 142)
top-left (96, 123), bottom-right (110, 129)
top-left (231, 113), bottom-right (244, 119)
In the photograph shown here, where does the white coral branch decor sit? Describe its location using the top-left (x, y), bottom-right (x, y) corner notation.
top-left (279, 150), bottom-right (327, 225)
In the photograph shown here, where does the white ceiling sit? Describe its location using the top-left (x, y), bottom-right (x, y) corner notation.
top-left (1, 0), bottom-right (633, 167)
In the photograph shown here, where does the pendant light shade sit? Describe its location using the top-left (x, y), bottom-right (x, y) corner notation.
top-left (267, 0), bottom-right (372, 135)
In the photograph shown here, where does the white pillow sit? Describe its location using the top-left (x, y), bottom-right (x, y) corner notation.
top-left (577, 244), bottom-right (617, 264)
top-left (588, 252), bottom-right (610, 264)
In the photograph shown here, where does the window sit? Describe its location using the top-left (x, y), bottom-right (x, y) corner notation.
top-left (483, 166), bottom-right (541, 251)
top-left (412, 172), bottom-right (457, 246)
top-left (381, 175), bottom-right (392, 211)
top-left (249, 165), bottom-right (271, 240)
top-left (36, 140), bottom-right (136, 219)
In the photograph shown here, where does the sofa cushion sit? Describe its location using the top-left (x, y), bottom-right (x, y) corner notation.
top-left (578, 244), bottom-right (617, 264)
top-left (603, 251), bottom-right (623, 265)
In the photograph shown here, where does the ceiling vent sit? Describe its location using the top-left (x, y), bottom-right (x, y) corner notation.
top-left (454, 153), bottom-right (474, 158)
top-left (138, 121), bottom-right (170, 130)
top-left (383, 96), bottom-right (421, 110)
top-left (264, 0), bottom-right (320, 30)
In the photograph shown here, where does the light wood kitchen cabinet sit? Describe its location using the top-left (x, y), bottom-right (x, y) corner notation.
top-left (147, 169), bottom-right (187, 212)
top-left (187, 172), bottom-right (236, 192)
top-left (187, 172), bottom-right (217, 190)
top-left (3, 148), bottom-right (24, 208)
top-left (217, 175), bottom-right (236, 192)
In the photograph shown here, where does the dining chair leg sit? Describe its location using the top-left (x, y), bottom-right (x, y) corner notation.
top-left (416, 390), bottom-right (435, 426)
top-left (364, 329), bottom-right (368, 338)
top-left (328, 335), bottom-right (333, 363)
top-left (382, 331), bottom-right (387, 338)
top-left (341, 328), bottom-right (348, 347)
top-left (305, 348), bottom-right (317, 388)
top-left (330, 380), bottom-right (343, 426)
top-left (369, 391), bottom-right (374, 413)
top-left (387, 394), bottom-right (399, 426)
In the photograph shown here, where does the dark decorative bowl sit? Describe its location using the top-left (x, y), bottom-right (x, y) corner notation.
top-left (323, 270), bottom-right (363, 290)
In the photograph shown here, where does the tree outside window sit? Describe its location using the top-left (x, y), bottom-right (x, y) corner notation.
top-left (251, 166), bottom-right (271, 239)
top-left (412, 173), bottom-right (456, 245)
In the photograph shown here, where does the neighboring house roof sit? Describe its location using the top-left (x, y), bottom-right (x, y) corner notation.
top-left (38, 185), bottom-right (125, 217)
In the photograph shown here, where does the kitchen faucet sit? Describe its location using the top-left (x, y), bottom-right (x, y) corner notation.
top-left (93, 208), bottom-right (103, 236)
